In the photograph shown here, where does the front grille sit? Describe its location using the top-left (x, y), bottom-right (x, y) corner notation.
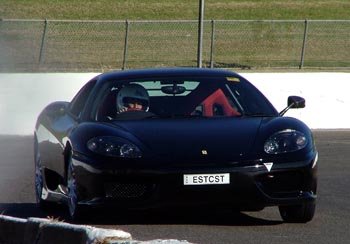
top-left (104, 183), bottom-right (152, 199)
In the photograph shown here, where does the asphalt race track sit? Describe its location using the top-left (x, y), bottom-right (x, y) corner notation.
top-left (1, 130), bottom-right (349, 244)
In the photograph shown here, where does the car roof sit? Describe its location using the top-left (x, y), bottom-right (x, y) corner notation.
top-left (96, 68), bottom-right (243, 84)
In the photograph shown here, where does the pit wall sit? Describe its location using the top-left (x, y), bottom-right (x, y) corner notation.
top-left (0, 72), bottom-right (349, 135)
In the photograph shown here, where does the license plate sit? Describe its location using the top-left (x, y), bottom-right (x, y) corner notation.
top-left (183, 173), bottom-right (230, 185)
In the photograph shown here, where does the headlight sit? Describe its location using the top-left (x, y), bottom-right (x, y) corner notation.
top-left (264, 129), bottom-right (307, 154)
top-left (87, 136), bottom-right (142, 158)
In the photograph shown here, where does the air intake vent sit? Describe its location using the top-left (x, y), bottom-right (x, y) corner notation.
top-left (104, 183), bottom-right (152, 199)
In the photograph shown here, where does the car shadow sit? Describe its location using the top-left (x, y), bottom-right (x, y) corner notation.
top-left (0, 203), bottom-right (283, 226)
top-left (0, 203), bottom-right (59, 219)
top-left (91, 206), bottom-right (283, 226)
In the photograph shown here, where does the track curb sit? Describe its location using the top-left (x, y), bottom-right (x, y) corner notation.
top-left (0, 214), bottom-right (191, 244)
top-left (0, 214), bottom-right (132, 244)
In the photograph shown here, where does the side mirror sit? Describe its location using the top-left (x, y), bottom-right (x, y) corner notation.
top-left (279, 96), bottom-right (305, 116)
top-left (288, 96), bottom-right (305, 109)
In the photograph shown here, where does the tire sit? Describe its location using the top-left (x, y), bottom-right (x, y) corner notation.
top-left (66, 152), bottom-right (84, 221)
top-left (34, 136), bottom-right (52, 210)
top-left (279, 201), bottom-right (316, 223)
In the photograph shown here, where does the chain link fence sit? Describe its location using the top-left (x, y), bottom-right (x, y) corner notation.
top-left (0, 19), bottom-right (349, 72)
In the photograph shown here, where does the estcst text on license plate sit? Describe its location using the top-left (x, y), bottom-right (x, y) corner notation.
top-left (183, 173), bottom-right (230, 185)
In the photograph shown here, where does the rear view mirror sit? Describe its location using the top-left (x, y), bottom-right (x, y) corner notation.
top-left (279, 96), bottom-right (305, 116)
top-left (161, 85), bottom-right (186, 95)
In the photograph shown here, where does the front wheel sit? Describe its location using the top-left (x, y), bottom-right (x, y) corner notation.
top-left (66, 153), bottom-right (84, 221)
top-left (279, 201), bottom-right (316, 223)
top-left (34, 136), bottom-right (52, 210)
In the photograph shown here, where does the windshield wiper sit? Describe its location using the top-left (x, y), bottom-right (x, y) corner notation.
top-left (243, 112), bottom-right (273, 117)
top-left (146, 114), bottom-right (208, 119)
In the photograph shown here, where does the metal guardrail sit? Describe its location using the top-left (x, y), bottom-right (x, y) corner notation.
top-left (0, 19), bottom-right (349, 72)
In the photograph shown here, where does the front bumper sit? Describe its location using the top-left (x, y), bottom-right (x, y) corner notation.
top-left (71, 153), bottom-right (318, 211)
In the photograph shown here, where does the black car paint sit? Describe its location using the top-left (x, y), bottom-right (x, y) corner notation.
top-left (34, 68), bottom-right (317, 220)
top-left (65, 115), bottom-right (317, 208)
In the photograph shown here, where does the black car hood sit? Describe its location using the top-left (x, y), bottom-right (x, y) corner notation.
top-left (111, 117), bottom-right (263, 163)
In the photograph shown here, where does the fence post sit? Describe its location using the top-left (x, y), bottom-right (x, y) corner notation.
top-left (197, 0), bottom-right (204, 68)
top-left (299, 19), bottom-right (309, 69)
top-left (209, 20), bottom-right (216, 68)
top-left (39, 19), bottom-right (48, 65)
top-left (122, 20), bottom-right (129, 70)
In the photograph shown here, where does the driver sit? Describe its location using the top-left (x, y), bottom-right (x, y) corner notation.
top-left (116, 83), bottom-right (150, 114)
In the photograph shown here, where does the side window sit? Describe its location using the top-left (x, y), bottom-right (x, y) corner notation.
top-left (69, 80), bottom-right (97, 118)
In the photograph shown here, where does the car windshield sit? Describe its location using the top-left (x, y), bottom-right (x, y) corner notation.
top-left (95, 75), bottom-right (277, 121)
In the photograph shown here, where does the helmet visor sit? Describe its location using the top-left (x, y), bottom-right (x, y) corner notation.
top-left (123, 97), bottom-right (149, 108)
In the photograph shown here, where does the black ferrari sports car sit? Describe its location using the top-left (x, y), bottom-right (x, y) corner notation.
top-left (34, 68), bottom-right (318, 222)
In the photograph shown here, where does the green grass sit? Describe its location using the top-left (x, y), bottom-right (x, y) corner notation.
top-left (1, 19), bottom-right (349, 72)
top-left (0, 1), bottom-right (349, 72)
top-left (1, 0), bottom-right (350, 20)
